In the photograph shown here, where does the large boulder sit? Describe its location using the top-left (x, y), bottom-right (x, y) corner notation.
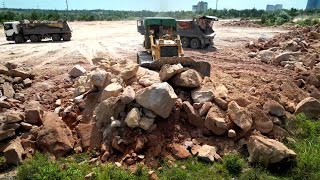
top-left (94, 97), bottom-right (125, 129)
top-left (183, 101), bottom-right (203, 128)
top-left (263, 100), bottom-right (285, 117)
top-left (205, 106), bottom-right (228, 135)
top-left (125, 108), bottom-right (141, 128)
top-left (171, 69), bottom-right (202, 88)
top-left (248, 105), bottom-right (273, 133)
top-left (274, 52), bottom-right (297, 64)
top-left (36, 112), bottom-right (75, 157)
top-left (247, 135), bottom-right (296, 166)
top-left (136, 82), bottom-right (178, 118)
top-left (69, 65), bottom-right (86, 78)
top-left (228, 101), bottom-right (252, 132)
top-left (100, 83), bottom-right (123, 101)
top-left (159, 64), bottom-right (184, 82)
top-left (191, 87), bottom-right (214, 103)
top-left (295, 97), bottom-right (320, 118)
top-left (4, 138), bottom-right (24, 165)
top-left (0, 64), bottom-right (9, 75)
top-left (0, 129), bottom-right (16, 141)
top-left (25, 101), bottom-right (43, 125)
top-left (75, 123), bottom-right (102, 150)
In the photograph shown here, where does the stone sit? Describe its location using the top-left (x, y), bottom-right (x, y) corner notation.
top-left (260, 50), bottom-right (275, 63)
top-left (228, 101), bottom-right (252, 132)
top-left (213, 97), bottom-right (228, 111)
top-left (23, 78), bottom-right (32, 87)
top-left (274, 52), bottom-right (295, 64)
top-left (268, 125), bottom-right (289, 139)
top-left (125, 108), bottom-right (141, 128)
top-left (5, 62), bottom-right (19, 70)
top-left (4, 139), bottom-right (24, 165)
top-left (228, 129), bottom-right (236, 138)
top-left (25, 101), bottom-right (43, 124)
top-left (100, 83), bottom-right (123, 101)
top-left (263, 100), bottom-right (285, 117)
top-left (138, 69), bottom-right (161, 87)
top-left (110, 63), bottom-right (139, 81)
top-left (183, 101), bottom-right (203, 128)
top-left (248, 52), bottom-right (257, 58)
top-left (159, 64), bottom-right (184, 81)
top-left (0, 64), bottom-right (9, 75)
top-left (0, 100), bottom-right (11, 108)
top-left (2, 83), bottom-right (14, 98)
top-left (3, 123), bottom-right (20, 130)
top-left (110, 120), bottom-right (121, 128)
top-left (215, 84), bottom-right (228, 99)
top-left (20, 122), bottom-right (33, 130)
top-left (84, 172), bottom-right (95, 180)
top-left (295, 97), bottom-right (320, 118)
top-left (139, 117), bottom-right (154, 131)
top-left (36, 112), bottom-right (75, 157)
top-left (0, 129), bottom-right (16, 141)
top-left (94, 97), bottom-right (125, 129)
top-left (280, 80), bottom-right (309, 103)
top-left (14, 93), bottom-right (25, 101)
top-left (205, 106), bottom-right (228, 135)
top-left (136, 82), bottom-right (178, 118)
top-left (197, 145), bottom-right (221, 162)
top-left (5, 111), bottom-right (24, 123)
top-left (9, 69), bottom-right (35, 79)
top-left (90, 69), bottom-right (111, 89)
top-left (249, 105), bottom-right (273, 133)
top-left (74, 86), bottom-right (86, 97)
top-left (199, 102), bottom-right (212, 116)
top-left (69, 65), bottom-right (86, 78)
top-left (247, 135), bottom-right (296, 166)
top-left (191, 87), bottom-right (214, 103)
top-left (143, 108), bottom-right (157, 119)
top-left (120, 86), bottom-right (135, 104)
top-left (171, 144), bottom-right (191, 159)
top-left (172, 69), bottom-right (202, 88)
top-left (75, 123), bottom-right (102, 150)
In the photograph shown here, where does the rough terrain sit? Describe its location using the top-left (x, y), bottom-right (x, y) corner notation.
top-left (2, 20), bottom-right (319, 178)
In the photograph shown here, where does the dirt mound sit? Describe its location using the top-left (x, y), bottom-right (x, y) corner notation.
top-left (222, 20), bottom-right (262, 28)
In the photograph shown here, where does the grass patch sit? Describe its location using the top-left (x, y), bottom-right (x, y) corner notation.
top-left (223, 153), bottom-right (246, 176)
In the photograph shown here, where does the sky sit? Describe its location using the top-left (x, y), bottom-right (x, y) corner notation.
top-left (2, 0), bottom-right (309, 11)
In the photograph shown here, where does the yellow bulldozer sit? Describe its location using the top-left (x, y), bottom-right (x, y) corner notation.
top-left (137, 17), bottom-right (211, 76)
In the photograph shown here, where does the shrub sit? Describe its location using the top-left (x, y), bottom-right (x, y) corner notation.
top-left (223, 153), bottom-right (246, 176)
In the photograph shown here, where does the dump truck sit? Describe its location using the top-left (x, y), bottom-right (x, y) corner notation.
top-left (177, 16), bottom-right (218, 49)
top-left (3, 20), bottom-right (72, 43)
top-left (137, 17), bottom-right (211, 76)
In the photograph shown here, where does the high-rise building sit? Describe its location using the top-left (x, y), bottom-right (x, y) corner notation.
top-left (306, 0), bottom-right (320, 10)
top-left (192, 1), bottom-right (208, 12)
top-left (266, 4), bottom-right (283, 11)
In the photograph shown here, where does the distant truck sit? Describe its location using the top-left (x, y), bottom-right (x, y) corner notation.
top-left (177, 16), bottom-right (218, 49)
top-left (3, 20), bottom-right (72, 43)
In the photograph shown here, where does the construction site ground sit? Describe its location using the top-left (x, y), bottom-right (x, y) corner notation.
top-left (0, 20), bottom-right (289, 109)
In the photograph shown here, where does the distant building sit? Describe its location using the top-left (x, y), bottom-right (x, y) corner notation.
top-left (266, 4), bottom-right (283, 11)
top-left (306, 0), bottom-right (320, 10)
top-left (192, 1), bottom-right (208, 13)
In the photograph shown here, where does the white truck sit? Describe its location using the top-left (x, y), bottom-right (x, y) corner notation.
top-left (3, 20), bottom-right (72, 43)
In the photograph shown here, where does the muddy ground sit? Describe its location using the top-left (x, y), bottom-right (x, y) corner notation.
top-left (0, 20), bottom-right (290, 108)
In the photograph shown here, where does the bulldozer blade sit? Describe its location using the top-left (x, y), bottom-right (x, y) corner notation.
top-left (139, 56), bottom-right (211, 77)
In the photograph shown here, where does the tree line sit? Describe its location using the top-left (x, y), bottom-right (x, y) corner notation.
top-left (0, 8), bottom-right (319, 25)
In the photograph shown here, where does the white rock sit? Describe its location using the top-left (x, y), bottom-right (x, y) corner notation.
top-left (120, 86), bottom-right (135, 104)
top-left (139, 117), bottom-right (155, 131)
top-left (191, 87), bottom-right (214, 103)
top-left (159, 64), bottom-right (184, 82)
top-left (125, 108), bottom-right (141, 128)
top-left (69, 65), bottom-right (86, 78)
top-left (100, 83), bottom-right (123, 101)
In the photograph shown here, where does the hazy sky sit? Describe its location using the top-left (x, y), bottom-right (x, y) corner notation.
top-left (2, 0), bottom-right (308, 11)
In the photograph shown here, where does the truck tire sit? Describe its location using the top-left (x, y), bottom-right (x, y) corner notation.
top-left (14, 35), bottom-right (24, 44)
top-left (181, 37), bottom-right (190, 48)
top-left (52, 34), bottom-right (61, 41)
top-left (30, 35), bottom-right (39, 43)
top-left (190, 38), bottom-right (201, 49)
top-left (62, 34), bottom-right (71, 41)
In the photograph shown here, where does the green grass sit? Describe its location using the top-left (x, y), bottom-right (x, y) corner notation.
top-left (15, 114), bottom-right (320, 180)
